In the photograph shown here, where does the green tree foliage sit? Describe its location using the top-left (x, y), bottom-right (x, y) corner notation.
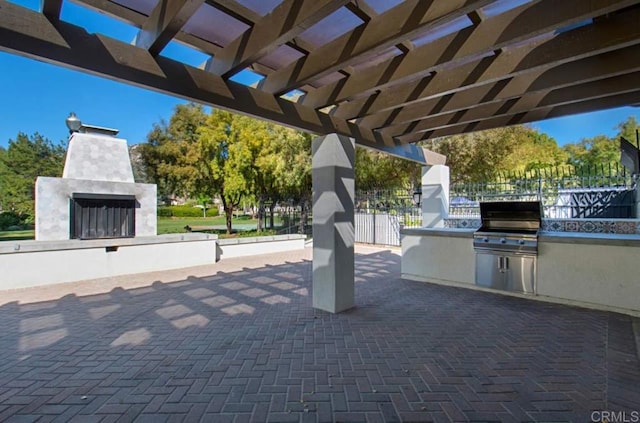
top-left (423, 125), bottom-right (566, 183)
top-left (355, 147), bottom-right (421, 190)
top-left (563, 134), bottom-right (619, 169)
top-left (616, 115), bottom-right (639, 143)
top-left (138, 103), bottom-right (207, 199)
top-left (197, 110), bottom-right (260, 234)
top-left (269, 127), bottom-right (313, 233)
top-left (561, 115), bottom-right (639, 170)
top-left (0, 133), bottom-right (65, 217)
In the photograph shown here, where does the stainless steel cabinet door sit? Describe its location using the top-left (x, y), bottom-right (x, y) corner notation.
top-left (476, 253), bottom-right (536, 294)
top-left (475, 252), bottom-right (507, 290)
top-left (504, 255), bottom-right (535, 294)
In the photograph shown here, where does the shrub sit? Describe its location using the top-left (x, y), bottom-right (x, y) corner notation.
top-left (157, 205), bottom-right (219, 218)
top-left (157, 207), bottom-right (173, 217)
top-left (0, 211), bottom-right (26, 230)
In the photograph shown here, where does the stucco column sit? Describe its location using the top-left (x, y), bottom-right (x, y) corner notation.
top-left (312, 133), bottom-right (355, 313)
top-left (636, 180), bottom-right (640, 218)
top-left (422, 165), bottom-right (450, 228)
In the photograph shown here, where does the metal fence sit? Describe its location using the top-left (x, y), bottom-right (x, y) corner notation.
top-left (355, 189), bottom-right (422, 246)
top-left (449, 164), bottom-right (637, 219)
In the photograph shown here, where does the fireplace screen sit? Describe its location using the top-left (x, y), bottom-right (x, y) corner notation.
top-left (70, 193), bottom-right (135, 239)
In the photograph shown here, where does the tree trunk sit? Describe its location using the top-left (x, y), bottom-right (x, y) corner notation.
top-left (257, 198), bottom-right (264, 232)
top-left (269, 202), bottom-right (276, 230)
top-left (221, 196), bottom-right (233, 235)
top-left (225, 206), bottom-right (233, 235)
top-left (299, 199), bottom-right (308, 235)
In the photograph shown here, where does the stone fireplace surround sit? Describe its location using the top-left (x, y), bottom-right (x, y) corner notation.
top-left (35, 131), bottom-right (156, 241)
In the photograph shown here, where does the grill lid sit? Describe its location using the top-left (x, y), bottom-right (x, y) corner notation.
top-left (478, 201), bottom-right (542, 233)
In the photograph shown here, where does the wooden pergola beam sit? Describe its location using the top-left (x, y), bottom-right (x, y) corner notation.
top-left (0, 1), bottom-right (437, 164)
top-left (40, 0), bottom-right (63, 20)
top-left (135, 0), bottom-right (205, 56)
top-left (260, 0), bottom-right (494, 95)
top-left (418, 91), bottom-right (640, 141)
top-left (370, 43), bottom-right (640, 135)
top-left (395, 71), bottom-right (640, 142)
top-left (301, 0), bottom-right (637, 109)
top-left (206, 0), bottom-right (349, 78)
top-left (343, 6), bottom-right (640, 126)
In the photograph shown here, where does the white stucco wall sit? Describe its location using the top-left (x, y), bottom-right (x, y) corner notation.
top-left (0, 234), bottom-right (216, 290)
top-left (537, 238), bottom-right (640, 313)
top-left (401, 230), bottom-right (475, 285)
top-left (400, 228), bottom-right (640, 315)
top-left (217, 235), bottom-right (306, 259)
top-left (35, 177), bottom-right (157, 241)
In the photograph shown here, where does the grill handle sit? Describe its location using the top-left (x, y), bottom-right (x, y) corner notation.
top-left (498, 256), bottom-right (509, 272)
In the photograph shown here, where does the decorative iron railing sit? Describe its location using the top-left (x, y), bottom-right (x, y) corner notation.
top-left (449, 164), bottom-right (637, 219)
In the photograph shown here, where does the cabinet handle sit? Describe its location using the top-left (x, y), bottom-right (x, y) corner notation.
top-left (504, 256), bottom-right (509, 270)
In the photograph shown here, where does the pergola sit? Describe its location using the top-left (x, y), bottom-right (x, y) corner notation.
top-left (1, 0), bottom-right (639, 311)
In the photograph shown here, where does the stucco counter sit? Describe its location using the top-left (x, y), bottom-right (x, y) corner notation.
top-left (401, 227), bottom-right (640, 315)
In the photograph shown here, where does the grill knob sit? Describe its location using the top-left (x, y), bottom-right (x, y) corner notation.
top-left (500, 238), bottom-right (506, 244)
top-left (483, 237), bottom-right (489, 242)
top-left (518, 239), bottom-right (526, 245)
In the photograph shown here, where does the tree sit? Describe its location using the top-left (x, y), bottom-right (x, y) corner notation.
top-left (355, 147), bottom-right (421, 190)
top-left (270, 127), bottom-right (313, 233)
top-left (616, 115), bottom-right (639, 144)
top-left (0, 133), bottom-right (65, 217)
top-left (563, 134), bottom-right (618, 169)
top-left (423, 125), bottom-right (565, 183)
top-left (138, 103), bottom-right (207, 200)
top-left (197, 110), bottom-right (258, 234)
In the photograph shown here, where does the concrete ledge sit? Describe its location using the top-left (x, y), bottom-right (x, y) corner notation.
top-left (1, 234), bottom-right (217, 290)
top-left (0, 233), bottom-right (216, 254)
top-left (217, 234), bottom-right (306, 259)
top-left (401, 227), bottom-right (474, 238)
top-left (539, 231), bottom-right (640, 247)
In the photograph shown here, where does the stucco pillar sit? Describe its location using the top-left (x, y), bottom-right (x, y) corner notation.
top-left (312, 133), bottom-right (355, 313)
top-left (636, 182), bottom-right (640, 219)
top-left (422, 165), bottom-right (450, 228)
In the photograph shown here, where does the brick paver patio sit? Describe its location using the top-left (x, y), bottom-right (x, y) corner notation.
top-left (0, 246), bottom-right (638, 422)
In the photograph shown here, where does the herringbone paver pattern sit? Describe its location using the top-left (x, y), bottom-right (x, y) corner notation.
top-left (0, 246), bottom-right (638, 422)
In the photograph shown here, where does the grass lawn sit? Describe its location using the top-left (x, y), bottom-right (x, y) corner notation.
top-left (0, 230), bottom-right (35, 241)
top-left (0, 216), bottom-right (274, 242)
top-left (157, 216), bottom-right (261, 235)
top-left (158, 216), bottom-right (227, 234)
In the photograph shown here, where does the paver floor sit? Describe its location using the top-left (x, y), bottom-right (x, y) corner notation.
top-left (0, 246), bottom-right (638, 422)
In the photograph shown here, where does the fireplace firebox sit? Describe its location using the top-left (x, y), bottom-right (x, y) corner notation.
top-left (70, 193), bottom-right (135, 239)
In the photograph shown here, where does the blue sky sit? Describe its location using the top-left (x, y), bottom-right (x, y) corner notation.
top-left (1, 0), bottom-right (639, 149)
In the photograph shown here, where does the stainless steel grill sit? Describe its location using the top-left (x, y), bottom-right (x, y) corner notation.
top-left (473, 201), bottom-right (542, 294)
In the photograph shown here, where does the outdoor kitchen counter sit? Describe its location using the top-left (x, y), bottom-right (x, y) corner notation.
top-left (401, 227), bottom-right (640, 316)
top-left (400, 226), bottom-right (640, 245)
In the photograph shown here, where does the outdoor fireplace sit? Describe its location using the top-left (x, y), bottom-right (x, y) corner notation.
top-left (70, 193), bottom-right (136, 239)
top-left (35, 115), bottom-right (156, 241)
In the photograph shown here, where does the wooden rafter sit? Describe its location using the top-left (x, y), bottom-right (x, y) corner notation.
top-left (301, 0), bottom-right (637, 109)
top-left (0, 0), bottom-right (438, 164)
top-left (40, 0), bottom-right (62, 20)
top-left (260, 0), bottom-right (495, 95)
top-left (1, 0), bottom-right (638, 158)
top-left (376, 44), bottom-right (640, 140)
top-left (417, 90), bottom-right (640, 141)
top-left (336, 6), bottom-right (640, 124)
top-left (395, 71), bottom-right (640, 143)
top-left (206, 0), bottom-right (350, 78)
top-left (135, 0), bottom-right (205, 56)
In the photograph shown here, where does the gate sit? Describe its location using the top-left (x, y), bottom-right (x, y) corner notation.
top-left (355, 189), bottom-right (422, 246)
